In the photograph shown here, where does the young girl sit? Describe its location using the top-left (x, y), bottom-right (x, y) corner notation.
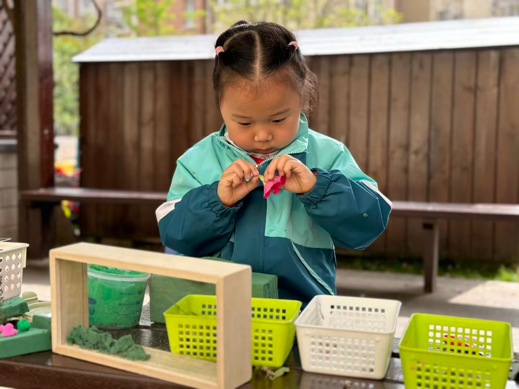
top-left (156, 21), bottom-right (391, 305)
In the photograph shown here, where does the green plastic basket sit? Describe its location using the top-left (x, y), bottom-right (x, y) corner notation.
top-left (399, 314), bottom-right (513, 388)
top-left (164, 295), bottom-right (301, 368)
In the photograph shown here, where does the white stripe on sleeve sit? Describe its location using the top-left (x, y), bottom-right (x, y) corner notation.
top-left (360, 180), bottom-right (393, 208)
top-left (156, 198), bottom-right (182, 222)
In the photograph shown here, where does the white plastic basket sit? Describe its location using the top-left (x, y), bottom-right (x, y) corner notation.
top-left (295, 295), bottom-right (401, 379)
top-left (0, 242), bottom-right (29, 301)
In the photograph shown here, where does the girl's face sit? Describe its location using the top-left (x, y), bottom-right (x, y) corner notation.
top-left (220, 77), bottom-right (302, 154)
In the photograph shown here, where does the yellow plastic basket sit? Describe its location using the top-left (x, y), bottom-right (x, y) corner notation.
top-left (399, 314), bottom-right (513, 388)
top-left (164, 295), bottom-right (301, 367)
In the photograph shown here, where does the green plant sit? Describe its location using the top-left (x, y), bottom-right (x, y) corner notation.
top-left (210, 0), bottom-right (402, 33)
top-left (121, 0), bottom-right (206, 36)
top-left (121, 0), bottom-right (177, 36)
top-left (336, 254), bottom-right (519, 282)
top-left (53, 5), bottom-right (105, 136)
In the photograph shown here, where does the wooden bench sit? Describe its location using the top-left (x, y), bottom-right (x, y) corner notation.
top-left (21, 187), bottom-right (166, 206)
top-left (391, 201), bottom-right (519, 293)
top-left (21, 188), bottom-right (519, 293)
top-left (20, 188), bottom-right (166, 259)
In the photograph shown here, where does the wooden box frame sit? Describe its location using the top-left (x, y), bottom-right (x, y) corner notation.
top-left (50, 243), bottom-right (252, 389)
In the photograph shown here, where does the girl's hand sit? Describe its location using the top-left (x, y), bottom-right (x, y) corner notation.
top-left (218, 159), bottom-right (259, 207)
top-left (263, 154), bottom-right (316, 194)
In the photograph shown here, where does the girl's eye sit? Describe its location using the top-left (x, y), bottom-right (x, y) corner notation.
top-left (239, 122), bottom-right (252, 126)
top-left (272, 117), bottom-right (287, 124)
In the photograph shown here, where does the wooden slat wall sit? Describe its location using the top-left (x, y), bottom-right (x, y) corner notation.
top-left (407, 53), bottom-right (432, 256)
top-left (0, 3), bottom-right (16, 138)
top-left (387, 53), bottom-right (411, 255)
top-left (79, 48), bottom-right (519, 261)
top-left (494, 49), bottom-right (519, 261)
top-left (471, 50), bottom-right (499, 259)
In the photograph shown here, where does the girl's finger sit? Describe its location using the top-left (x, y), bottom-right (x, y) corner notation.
top-left (265, 157), bottom-right (280, 181)
top-left (234, 159), bottom-right (257, 180)
top-left (230, 172), bottom-right (242, 188)
top-left (283, 159), bottom-right (299, 178)
top-left (246, 176), bottom-right (259, 191)
top-left (274, 154), bottom-right (295, 178)
top-left (276, 155), bottom-right (289, 177)
top-left (221, 172), bottom-right (234, 188)
top-left (222, 168), bottom-right (240, 181)
top-left (230, 161), bottom-right (246, 178)
top-left (224, 160), bottom-right (244, 177)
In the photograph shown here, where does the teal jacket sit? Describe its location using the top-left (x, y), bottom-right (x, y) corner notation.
top-left (157, 115), bottom-right (391, 304)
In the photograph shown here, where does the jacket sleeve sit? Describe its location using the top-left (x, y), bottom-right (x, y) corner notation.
top-left (297, 144), bottom-right (391, 250)
top-left (156, 160), bottom-right (240, 257)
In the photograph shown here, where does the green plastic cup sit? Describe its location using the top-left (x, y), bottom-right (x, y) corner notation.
top-left (88, 265), bottom-right (150, 330)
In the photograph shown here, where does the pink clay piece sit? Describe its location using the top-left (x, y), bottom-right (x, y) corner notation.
top-left (1, 323), bottom-right (18, 337)
top-left (263, 176), bottom-right (286, 198)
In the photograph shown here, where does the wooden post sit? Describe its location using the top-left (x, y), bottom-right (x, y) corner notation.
top-left (423, 220), bottom-right (439, 293)
top-left (15, 0), bottom-right (55, 259)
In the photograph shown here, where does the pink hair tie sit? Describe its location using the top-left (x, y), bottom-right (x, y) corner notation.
top-left (215, 46), bottom-right (225, 56)
top-left (288, 41), bottom-right (298, 50)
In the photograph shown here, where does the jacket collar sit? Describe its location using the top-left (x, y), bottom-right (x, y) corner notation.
top-left (217, 113), bottom-right (309, 160)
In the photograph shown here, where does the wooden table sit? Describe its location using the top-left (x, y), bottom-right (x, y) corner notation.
top-left (1, 324), bottom-right (517, 389)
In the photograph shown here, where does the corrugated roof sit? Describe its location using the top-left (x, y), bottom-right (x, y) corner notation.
top-left (73, 17), bottom-right (519, 63)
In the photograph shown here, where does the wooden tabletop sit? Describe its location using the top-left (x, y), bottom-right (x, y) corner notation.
top-left (0, 323), bottom-right (517, 389)
top-left (0, 324), bottom-right (403, 389)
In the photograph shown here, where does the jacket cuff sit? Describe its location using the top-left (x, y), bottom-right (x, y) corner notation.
top-left (207, 181), bottom-right (242, 214)
top-left (297, 168), bottom-right (332, 207)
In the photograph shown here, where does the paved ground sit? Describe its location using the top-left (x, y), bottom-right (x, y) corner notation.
top-left (22, 259), bottom-right (519, 352)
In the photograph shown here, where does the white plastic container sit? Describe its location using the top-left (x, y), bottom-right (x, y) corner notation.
top-left (0, 242), bottom-right (29, 300)
top-left (295, 295), bottom-right (401, 379)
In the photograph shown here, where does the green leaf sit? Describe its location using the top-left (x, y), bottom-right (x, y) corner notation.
top-left (269, 367), bottom-right (290, 380)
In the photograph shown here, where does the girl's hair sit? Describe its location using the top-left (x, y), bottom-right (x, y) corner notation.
top-left (213, 21), bottom-right (318, 117)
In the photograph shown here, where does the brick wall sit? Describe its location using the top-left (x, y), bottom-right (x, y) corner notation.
top-left (0, 150), bottom-right (18, 240)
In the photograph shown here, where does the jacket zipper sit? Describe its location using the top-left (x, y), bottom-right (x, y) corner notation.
top-left (217, 137), bottom-right (306, 169)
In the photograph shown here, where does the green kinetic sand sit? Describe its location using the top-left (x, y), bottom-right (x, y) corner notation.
top-left (0, 327), bottom-right (52, 359)
top-left (67, 325), bottom-right (150, 361)
top-left (88, 265), bottom-right (149, 329)
top-left (0, 296), bottom-right (29, 322)
top-left (150, 257), bottom-right (278, 324)
top-left (89, 265), bottom-right (145, 276)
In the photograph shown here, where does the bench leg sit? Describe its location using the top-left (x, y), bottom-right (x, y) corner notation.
top-left (423, 220), bottom-right (439, 293)
top-left (22, 202), bottom-right (57, 260)
top-left (40, 203), bottom-right (57, 258)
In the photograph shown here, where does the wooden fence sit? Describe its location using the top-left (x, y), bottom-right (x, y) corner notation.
top-left (0, 2), bottom-right (16, 139)
top-left (79, 47), bottom-right (519, 261)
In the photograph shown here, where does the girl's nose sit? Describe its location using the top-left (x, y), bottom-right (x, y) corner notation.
top-left (254, 128), bottom-right (272, 142)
